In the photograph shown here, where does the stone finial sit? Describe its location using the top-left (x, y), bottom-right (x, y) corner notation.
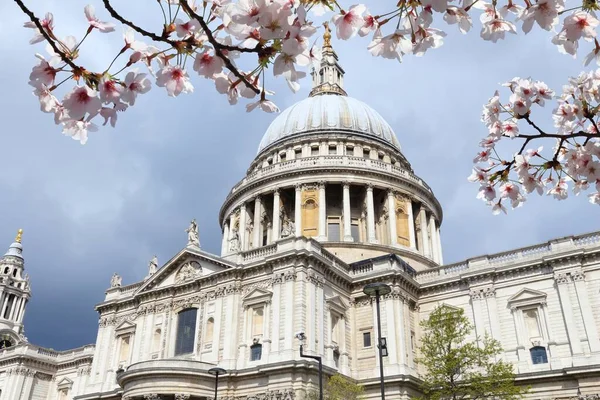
top-left (323, 21), bottom-right (332, 49)
top-left (186, 219), bottom-right (200, 247)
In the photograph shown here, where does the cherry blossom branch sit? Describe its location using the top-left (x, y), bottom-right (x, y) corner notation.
top-left (13, 0), bottom-right (82, 73)
top-left (178, 0), bottom-right (261, 94)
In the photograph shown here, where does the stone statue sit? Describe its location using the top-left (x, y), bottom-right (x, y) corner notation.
top-left (175, 262), bottom-right (199, 283)
top-left (229, 229), bottom-right (240, 252)
top-left (110, 273), bottom-right (122, 288)
top-left (281, 214), bottom-right (295, 238)
top-left (148, 256), bottom-right (158, 277)
top-left (186, 219), bottom-right (200, 247)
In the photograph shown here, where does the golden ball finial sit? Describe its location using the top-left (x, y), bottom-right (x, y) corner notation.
top-left (323, 21), bottom-right (332, 48)
top-left (15, 229), bottom-right (23, 244)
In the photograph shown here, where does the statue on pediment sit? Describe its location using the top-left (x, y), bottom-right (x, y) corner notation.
top-left (110, 273), bottom-right (122, 288)
top-left (229, 228), bottom-right (240, 252)
top-left (186, 219), bottom-right (200, 247)
top-left (148, 256), bottom-right (158, 278)
top-left (175, 262), bottom-right (200, 284)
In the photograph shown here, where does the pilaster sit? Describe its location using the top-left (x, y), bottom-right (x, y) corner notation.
top-left (572, 270), bottom-right (600, 352)
top-left (366, 184), bottom-right (377, 244)
top-left (342, 182), bottom-right (353, 241)
top-left (555, 273), bottom-right (583, 356)
top-left (317, 182), bottom-right (327, 240)
top-left (406, 198), bottom-right (416, 249)
top-left (272, 190), bottom-right (281, 242)
top-left (239, 203), bottom-right (247, 251)
top-left (387, 190), bottom-right (398, 247)
top-left (294, 185), bottom-right (302, 237)
top-left (252, 197), bottom-right (262, 248)
top-left (419, 208), bottom-right (430, 258)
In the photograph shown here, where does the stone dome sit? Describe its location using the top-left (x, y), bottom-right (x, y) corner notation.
top-left (257, 95), bottom-right (401, 153)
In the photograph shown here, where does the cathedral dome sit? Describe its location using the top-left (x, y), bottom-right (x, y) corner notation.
top-left (257, 94), bottom-right (401, 153)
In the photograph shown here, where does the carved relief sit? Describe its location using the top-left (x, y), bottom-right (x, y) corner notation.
top-left (175, 261), bottom-right (202, 284)
top-left (554, 273), bottom-right (570, 285)
top-left (572, 270), bottom-right (585, 282)
top-left (175, 394), bottom-right (191, 400)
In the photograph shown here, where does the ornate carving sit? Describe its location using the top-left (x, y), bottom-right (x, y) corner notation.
top-left (144, 395), bottom-right (162, 400)
top-left (110, 273), bottom-right (122, 288)
top-left (147, 255), bottom-right (158, 278)
top-left (572, 270), bottom-right (585, 282)
top-left (229, 227), bottom-right (240, 252)
top-left (280, 212), bottom-right (295, 238)
top-left (175, 261), bottom-right (202, 284)
top-left (483, 287), bottom-right (496, 298)
top-left (469, 288), bottom-right (485, 300)
top-left (306, 272), bottom-right (324, 287)
top-left (221, 389), bottom-right (296, 400)
top-left (175, 395), bottom-right (191, 400)
top-left (284, 270), bottom-right (297, 281)
top-left (555, 273), bottom-right (570, 285)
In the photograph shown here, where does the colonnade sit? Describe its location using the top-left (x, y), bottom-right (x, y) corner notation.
top-left (221, 182), bottom-right (443, 264)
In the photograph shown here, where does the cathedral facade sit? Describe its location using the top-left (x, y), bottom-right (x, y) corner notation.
top-left (1, 39), bottom-right (600, 400)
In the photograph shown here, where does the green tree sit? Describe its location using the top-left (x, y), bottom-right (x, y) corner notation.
top-left (417, 305), bottom-right (528, 400)
top-left (306, 374), bottom-right (364, 400)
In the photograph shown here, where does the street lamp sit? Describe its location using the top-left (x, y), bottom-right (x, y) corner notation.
top-left (208, 367), bottom-right (226, 400)
top-left (296, 332), bottom-right (323, 400)
top-left (363, 282), bottom-right (392, 400)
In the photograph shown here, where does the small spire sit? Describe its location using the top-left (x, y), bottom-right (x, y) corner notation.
top-left (15, 229), bottom-right (23, 244)
top-left (309, 23), bottom-right (347, 97)
top-left (323, 21), bottom-right (332, 50)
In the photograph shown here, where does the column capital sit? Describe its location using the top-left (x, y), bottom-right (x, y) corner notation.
top-left (554, 273), bottom-right (571, 285)
top-left (295, 183), bottom-right (302, 191)
top-left (572, 270), bottom-right (585, 282)
top-left (342, 181), bottom-right (351, 189)
top-left (387, 188), bottom-right (396, 197)
top-left (318, 180), bottom-right (327, 189)
top-left (273, 188), bottom-right (280, 196)
top-left (175, 395), bottom-right (191, 400)
top-left (239, 202), bottom-right (247, 210)
top-left (366, 183), bottom-right (374, 191)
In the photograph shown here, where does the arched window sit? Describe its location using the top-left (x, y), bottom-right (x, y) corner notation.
top-left (151, 328), bottom-right (161, 354)
top-left (205, 317), bottom-right (215, 344)
top-left (530, 346), bottom-right (548, 364)
top-left (175, 308), bottom-right (197, 356)
top-left (250, 342), bottom-right (262, 361)
top-left (118, 336), bottom-right (131, 365)
top-left (251, 308), bottom-right (264, 337)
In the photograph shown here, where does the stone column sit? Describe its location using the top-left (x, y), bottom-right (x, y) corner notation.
top-left (470, 290), bottom-right (486, 340)
top-left (572, 271), bottom-right (600, 352)
top-left (253, 197), bottom-right (262, 248)
top-left (295, 184), bottom-right (302, 237)
top-left (555, 273), bottom-right (583, 355)
top-left (17, 299), bottom-right (27, 323)
top-left (484, 290), bottom-right (501, 341)
top-left (8, 297), bottom-right (18, 321)
top-left (436, 226), bottom-right (444, 264)
top-left (387, 190), bottom-right (397, 246)
top-left (1, 295), bottom-right (9, 318)
top-left (239, 203), bottom-right (247, 251)
top-left (406, 199), bottom-right (416, 249)
top-left (342, 182), bottom-right (353, 241)
top-left (429, 214), bottom-right (439, 263)
top-left (272, 190), bottom-right (281, 242)
top-left (318, 182), bottom-right (327, 240)
top-left (419, 208), bottom-right (431, 258)
top-left (366, 184), bottom-right (377, 243)
top-left (221, 220), bottom-right (230, 256)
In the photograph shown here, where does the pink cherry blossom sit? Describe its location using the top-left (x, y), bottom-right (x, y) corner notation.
top-left (491, 201), bottom-right (507, 215)
top-left (84, 5), bottom-right (115, 33)
top-left (481, 18), bottom-right (517, 43)
top-left (444, 7), bottom-right (472, 34)
top-left (193, 51), bottom-right (224, 78)
top-left (23, 12), bottom-right (54, 44)
top-left (413, 28), bottom-right (446, 57)
top-left (368, 29), bottom-right (412, 62)
top-left (520, 0), bottom-right (562, 33)
top-left (62, 86), bottom-right (102, 120)
top-left (547, 178), bottom-right (569, 200)
top-left (98, 77), bottom-right (123, 103)
top-left (552, 32), bottom-right (578, 57)
top-left (589, 192), bottom-right (600, 205)
top-left (422, 0), bottom-right (448, 14)
top-left (246, 97), bottom-right (279, 113)
top-left (273, 52), bottom-right (306, 93)
top-left (502, 119), bottom-right (519, 137)
top-left (29, 54), bottom-right (58, 88)
top-left (62, 120), bottom-right (98, 145)
top-left (468, 167), bottom-right (488, 183)
top-left (175, 18), bottom-right (201, 38)
top-left (359, 12), bottom-right (378, 37)
top-left (214, 73), bottom-right (240, 105)
top-left (99, 106), bottom-right (125, 127)
top-left (156, 65), bottom-right (194, 97)
top-left (332, 4), bottom-right (366, 40)
top-left (33, 84), bottom-right (59, 113)
top-left (562, 11), bottom-right (599, 42)
top-left (477, 185), bottom-right (496, 201)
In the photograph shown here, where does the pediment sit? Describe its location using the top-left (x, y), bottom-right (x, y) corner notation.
top-left (243, 288), bottom-right (272, 307)
top-left (115, 320), bottom-right (136, 336)
top-left (57, 377), bottom-right (73, 389)
top-left (326, 295), bottom-right (348, 315)
top-left (507, 288), bottom-right (547, 308)
top-left (136, 248), bottom-right (234, 294)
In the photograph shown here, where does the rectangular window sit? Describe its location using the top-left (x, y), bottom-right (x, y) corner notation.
top-left (252, 307), bottom-right (264, 337)
top-left (175, 308), bottom-right (197, 356)
top-left (530, 346), bottom-right (548, 364)
top-left (328, 222), bottom-right (340, 241)
top-left (311, 146), bottom-right (319, 156)
top-left (363, 332), bottom-right (372, 348)
top-left (119, 336), bottom-right (131, 364)
top-left (351, 221), bottom-right (360, 242)
top-left (329, 145), bottom-right (337, 155)
top-left (333, 350), bottom-right (340, 368)
top-left (523, 309), bottom-right (541, 338)
top-left (280, 153), bottom-right (287, 162)
top-left (331, 316), bottom-right (339, 344)
top-left (295, 149), bottom-right (302, 159)
top-left (250, 344), bottom-right (262, 361)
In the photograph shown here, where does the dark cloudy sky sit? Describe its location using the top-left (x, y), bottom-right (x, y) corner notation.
top-left (0, 1), bottom-right (597, 350)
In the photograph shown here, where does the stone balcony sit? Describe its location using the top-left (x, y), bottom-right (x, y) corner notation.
top-left (225, 155), bottom-right (434, 200)
top-left (117, 359), bottom-right (218, 399)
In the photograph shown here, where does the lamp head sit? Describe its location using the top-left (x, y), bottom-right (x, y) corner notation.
top-left (295, 332), bottom-right (306, 341)
top-left (208, 367), bottom-right (227, 376)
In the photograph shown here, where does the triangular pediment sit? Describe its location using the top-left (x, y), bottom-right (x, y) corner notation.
top-left (136, 248), bottom-right (234, 294)
top-left (243, 288), bottom-right (272, 307)
top-left (326, 295), bottom-right (348, 315)
top-left (57, 377), bottom-right (73, 389)
top-left (507, 288), bottom-right (547, 307)
top-left (115, 320), bottom-right (136, 335)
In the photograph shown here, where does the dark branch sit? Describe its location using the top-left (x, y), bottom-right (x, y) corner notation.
top-left (13, 0), bottom-right (82, 73)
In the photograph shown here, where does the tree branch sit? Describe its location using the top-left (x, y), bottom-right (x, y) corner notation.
top-left (13, 0), bottom-right (82, 73)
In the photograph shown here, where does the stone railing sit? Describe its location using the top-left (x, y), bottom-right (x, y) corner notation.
top-left (0, 343), bottom-right (95, 362)
top-left (226, 155), bottom-right (433, 198)
top-left (417, 231), bottom-right (600, 284)
top-left (242, 243), bottom-right (277, 262)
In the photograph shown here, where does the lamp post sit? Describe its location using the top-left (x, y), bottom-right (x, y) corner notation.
top-left (208, 367), bottom-right (226, 400)
top-left (363, 282), bottom-right (391, 400)
top-left (296, 332), bottom-right (323, 400)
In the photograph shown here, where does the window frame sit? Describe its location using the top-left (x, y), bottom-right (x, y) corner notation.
top-left (363, 331), bottom-right (372, 348)
top-left (530, 346), bottom-right (548, 365)
top-left (174, 308), bottom-right (198, 356)
top-left (250, 342), bottom-right (263, 361)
